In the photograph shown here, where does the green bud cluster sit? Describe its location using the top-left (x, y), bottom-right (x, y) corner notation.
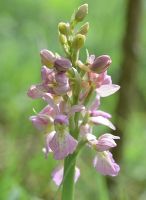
top-left (57, 4), bottom-right (89, 64)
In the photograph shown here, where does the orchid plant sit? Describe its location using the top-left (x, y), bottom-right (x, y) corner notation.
top-left (28, 4), bottom-right (120, 200)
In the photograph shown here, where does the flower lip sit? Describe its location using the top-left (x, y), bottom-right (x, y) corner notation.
top-left (93, 151), bottom-right (120, 176)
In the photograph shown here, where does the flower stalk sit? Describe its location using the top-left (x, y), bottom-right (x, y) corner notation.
top-left (27, 4), bottom-right (120, 200)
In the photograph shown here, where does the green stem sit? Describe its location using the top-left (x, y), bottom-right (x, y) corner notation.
top-left (61, 140), bottom-right (86, 200)
top-left (61, 155), bottom-right (76, 200)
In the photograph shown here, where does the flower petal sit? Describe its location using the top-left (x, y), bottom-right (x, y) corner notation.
top-left (43, 131), bottom-right (56, 157)
top-left (27, 84), bottom-right (45, 99)
top-left (43, 93), bottom-right (59, 113)
top-left (96, 84), bottom-right (120, 97)
top-left (68, 105), bottom-right (85, 116)
top-left (90, 110), bottom-right (112, 119)
top-left (90, 116), bottom-right (116, 130)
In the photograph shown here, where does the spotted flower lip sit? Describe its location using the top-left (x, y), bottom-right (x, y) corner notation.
top-left (93, 151), bottom-right (120, 176)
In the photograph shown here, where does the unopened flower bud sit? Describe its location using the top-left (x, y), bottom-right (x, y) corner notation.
top-left (40, 49), bottom-right (55, 68)
top-left (72, 34), bottom-right (86, 49)
top-left (77, 22), bottom-right (89, 35)
top-left (90, 55), bottom-right (112, 74)
top-left (58, 22), bottom-right (69, 35)
top-left (59, 34), bottom-right (67, 45)
top-left (54, 57), bottom-right (72, 72)
top-left (75, 4), bottom-right (88, 22)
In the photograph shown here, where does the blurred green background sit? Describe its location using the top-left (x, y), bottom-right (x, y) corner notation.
top-left (0, 0), bottom-right (146, 199)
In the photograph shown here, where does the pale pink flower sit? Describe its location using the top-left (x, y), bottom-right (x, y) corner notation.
top-left (96, 133), bottom-right (120, 151)
top-left (28, 65), bottom-right (70, 98)
top-left (52, 166), bottom-right (80, 186)
top-left (86, 133), bottom-right (120, 151)
top-left (29, 105), bottom-right (54, 130)
top-left (88, 71), bottom-right (120, 97)
top-left (27, 66), bottom-right (55, 98)
top-left (93, 151), bottom-right (120, 176)
top-left (43, 93), bottom-right (85, 117)
top-left (49, 131), bottom-right (78, 160)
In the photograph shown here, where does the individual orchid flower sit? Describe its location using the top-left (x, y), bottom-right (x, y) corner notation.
top-left (29, 105), bottom-right (54, 130)
top-left (86, 133), bottom-right (120, 151)
top-left (83, 95), bottom-right (116, 130)
top-left (85, 133), bottom-right (120, 176)
top-left (41, 94), bottom-right (85, 160)
top-left (52, 166), bottom-right (80, 186)
top-left (88, 70), bottom-right (120, 97)
top-left (49, 114), bottom-right (78, 160)
top-left (93, 151), bottom-right (120, 176)
top-left (27, 66), bottom-right (55, 98)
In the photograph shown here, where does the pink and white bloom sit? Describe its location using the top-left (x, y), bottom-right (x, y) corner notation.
top-left (52, 166), bottom-right (80, 186)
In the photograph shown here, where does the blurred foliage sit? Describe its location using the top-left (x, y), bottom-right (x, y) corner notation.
top-left (0, 0), bottom-right (146, 199)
